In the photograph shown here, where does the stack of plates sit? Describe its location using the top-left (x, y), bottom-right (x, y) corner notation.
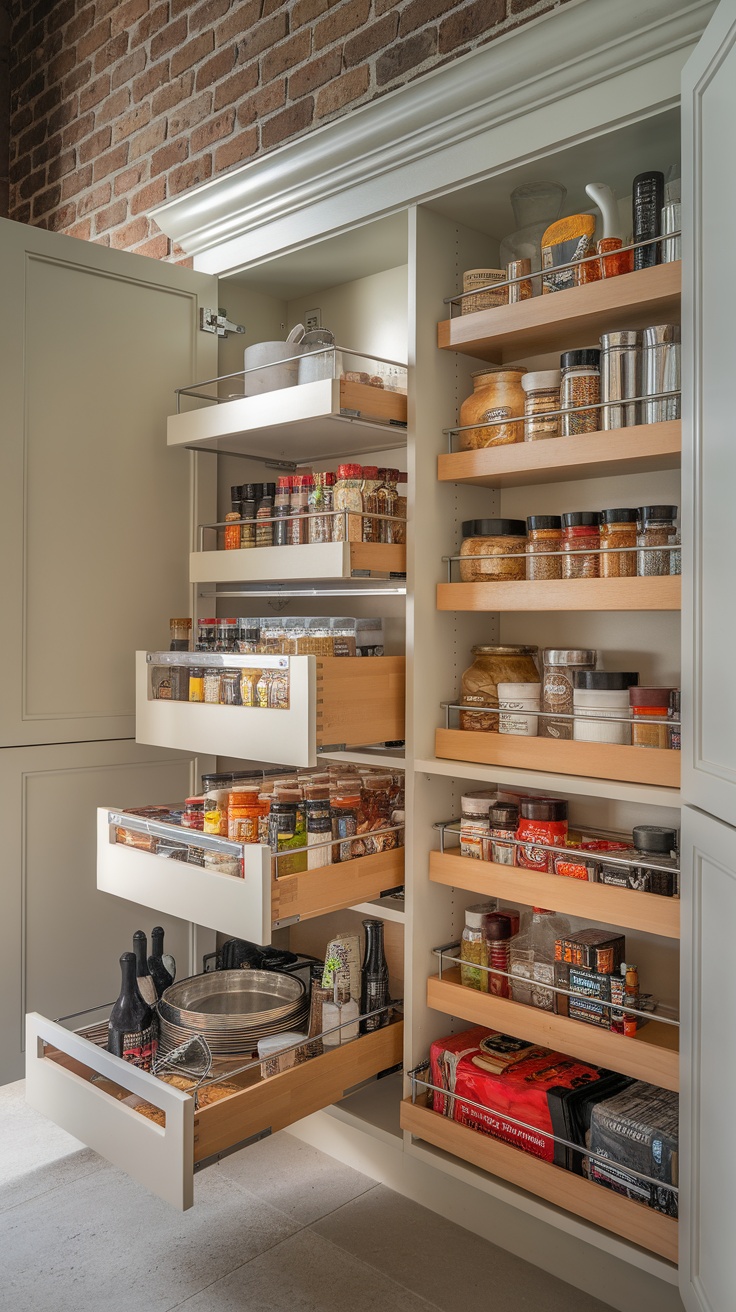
top-left (157, 969), bottom-right (309, 1057)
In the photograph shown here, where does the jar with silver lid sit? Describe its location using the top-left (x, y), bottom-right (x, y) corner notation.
top-left (600, 330), bottom-right (640, 429)
top-left (641, 324), bottom-right (680, 423)
top-left (540, 649), bottom-right (597, 740)
top-left (460, 790), bottom-right (497, 859)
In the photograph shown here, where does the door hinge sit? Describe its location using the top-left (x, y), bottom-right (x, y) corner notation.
top-left (200, 307), bottom-right (245, 338)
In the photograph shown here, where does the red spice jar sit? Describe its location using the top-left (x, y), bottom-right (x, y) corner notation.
top-left (484, 912), bottom-right (512, 997)
top-left (561, 511), bottom-right (600, 579)
top-left (629, 686), bottom-right (675, 749)
top-left (515, 798), bottom-right (568, 872)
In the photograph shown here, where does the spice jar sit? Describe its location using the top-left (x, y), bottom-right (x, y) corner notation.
top-left (630, 686), bottom-right (675, 749)
top-left (632, 825), bottom-right (679, 896)
top-left (459, 519), bottom-right (527, 582)
top-left (572, 671), bottom-right (639, 744)
top-left (169, 618), bottom-right (191, 651)
top-left (188, 666), bottom-right (204, 702)
top-left (240, 666), bottom-right (261, 707)
top-left (203, 787), bottom-right (230, 837)
top-left (484, 913), bottom-right (512, 997)
top-left (460, 790), bottom-right (497, 859)
top-left (458, 367), bottom-right (526, 449)
top-left (203, 668), bottom-right (221, 703)
top-left (460, 268), bottom-right (507, 314)
top-left (308, 472), bottom-right (334, 544)
top-left (507, 259), bottom-right (532, 304)
top-left (228, 788), bottom-right (268, 843)
top-left (460, 645), bottom-right (540, 732)
top-left (521, 370), bottom-right (561, 441)
top-left (196, 619), bottom-right (217, 652)
top-left (637, 505), bottom-right (679, 576)
top-left (600, 508), bottom-right (637, 577)
top-left (600, 331), bottom-right (640, 429)
top-left (560, 349), bottom-right (600, 435)
top-left (268, 798), bottom-right (307, 875)
top-left (668, 690), bottom-right (681, 751)
top-left (483, 802), bottom-right (520, 866)
top-left (333, 464), bottom-right (363, 541)
top-left (497, 681), bottom-right (541, 736)
top-left (220, 670), bottom-right (241, 705)
top-left (561, 511), bottom-right (600, 579)
top-left (641, 324), bottom-right (681, 422)
top-left (181, 797), bottom-right (205, 830)
top-left (515, 798), bottom-right (568, 871)
top-left (540, 648), bottom-right (597, 739)
top-left (525, 515), bottom-right (562, 581)
top-left (460, 904), bottom-right (495, 990)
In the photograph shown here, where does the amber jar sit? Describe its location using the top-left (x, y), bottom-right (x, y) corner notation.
top-left (460, 645), bottom-right (540, 732)
top-left (459, 519), bottom-right (527, 582)
top-left (562, 511), bottom-right (600, 579)
top-left (458, 367), bottom-right (526, 450)
top-left (600, 508), bottom-right (637, 577)
top-left (525, 515), bottom-right (562, 581)
top-left (630, 686), bottom-right (675, 749)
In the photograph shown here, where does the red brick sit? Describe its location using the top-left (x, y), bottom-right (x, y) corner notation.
top-left (213, 0), bottom-right (260, 48)
top-left (291, 0), bottom-right (331, 26)
top-left (113, 160), bottom-right (149, 195)
top-left (150, 136), bottom-right (189, 175)
top-left (316, 64), bottom-right (369, 116)
top-left (77, 16), bottom-right (111, 61)
top-left (46, 47), bottom-right (77, 82)
top-left (79, 72), bottom-right (112, 113)
top-left (94, 32), bottom-right (130, 73)
top-left (78, 124), bottom-right (113, 164)
top-left (46, 0), bottom-right (76, 33)
top-left (93, 234), bottom-right (111, 246)
top-left (112, 101), bottom-right (152, 143)
top-left (261, 29), bottom-right (311, 82)
top-left (92, 141), bottom-right (130, 179)
top-left (94, 198), bottom-right (127, 231)
top-left (236, 78), bottom-right (286, 128)
top-left (47, 202), bottom-right (79, 231)
top-left (167, 91), bottom-right (212, 137)
top-left (32, 183), bottom-right (61, 217)
top-left (260, 96), bottom-right (314, 150)
top-left (19, 168), bottom-right (47, 201)
top-left (18, 120), bottom-right (46, 157)
top-left (289, 46), bottom-right (342, 96)
top-left (130, 175), bottom-right (167, 213)
top-left (132, 59), bottom-right (170, 101)
top-left (11, 200), bottom-right (32, 224)
top-left (438, 0), bottom-right (504, 51)
top-left (168, 152), bottom-right (213, 195)
top-left (376, 27), bottom-right (437, 83)
top-left (152, 71), bottom-right (194, 115)
top-left (314, 0), bottom-right (371, 50)
top-left (131, 2), bottom-right (169, 45)
top-left (127, 118), bottom-right (167, 160)
top-left (11, 104), bottom-right (33, 135)
top-left (232, 10), bottom-right (288, 61)
top-left (49, 97), bottom-right (83, 135)
top-left (78, 180), bottom-right (112, 216)
top-left (32, 132), bottom-right (62, 169)
top-left (399, 0), bottom-right (456, 33)
top-left (171, 31), bottom-right (215, 78)
top-left (345, 11), bottom-right (398, 63)
top-left (132, 232), bottom-right (170, 259)
top-left (191, 107), bottom-right (236, 152)
top-left (47, 148), bottom-right (76, 183)
top-left (62, 60), bottom-right (93, 96)
top-left (111, 47), bottom-right (147, 90)
top-left (66, 218), bottom-right (93, 241)
top-left (64, 3), bottom-right (95, 44)
top-left (214, 126), bottom-right (258, 172)
top-left (109, 215), bottom-right (150, 247)
top-left (61, 164), bottom-right (93, 199)
top-left (110, 0), bottom-right (149, 37)
top-left (375, 0), bottom-right (401, 9)
top-left (62, 111), bottom-right (95, 149)
top-left (212, 61), bottom-right (258, 111)
top-left (151, 15), bottom-right (188, 61)
top-left (194, 44), bottom-right (236, 91)
top-left (189, 0), bottom-right (231, 33)
top-left (96, 86), bottom-right (132, 125)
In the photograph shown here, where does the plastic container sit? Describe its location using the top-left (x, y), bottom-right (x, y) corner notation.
top-left (637, 505), bottom-right (680, 577)
top-left (459, 519), bottom-right (527, 582)
top-left (460, 904), bottom-right (495, 990)
top-left (572, 671), bottom-right (639, 744)
top-left (630, 686), bottom-right (675, 749)
top-left (497, 681), bottom-right (541, 736)
top-left (521, 369), bottom-right (561, 440)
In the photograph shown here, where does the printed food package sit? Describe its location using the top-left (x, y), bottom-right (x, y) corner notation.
top-left (588, 1080), bottom-right (679, 1216)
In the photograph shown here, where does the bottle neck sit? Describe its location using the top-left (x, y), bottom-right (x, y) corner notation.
top-left (150, 927), bottom-right (164, 958)
top-left (133, 933), bottom-right (150, 975)
top-left (119, 952), bottom-right (138, 995)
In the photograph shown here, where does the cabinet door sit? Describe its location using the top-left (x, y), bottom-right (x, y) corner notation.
top-left (0, 738), bottom-right (214, 1086)
top-left (0, 220), bottom-right (218, 747)
top-left (680, 804), bottom-right (736, 1312)
top-left (681, 0), bottom-right (736, 826)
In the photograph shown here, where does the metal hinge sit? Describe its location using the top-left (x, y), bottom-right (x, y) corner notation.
top-left (200, 307), bottom-right (245, 338)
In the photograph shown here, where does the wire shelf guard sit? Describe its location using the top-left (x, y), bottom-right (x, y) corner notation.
top-left (443, 390), bottom-right (681, 453)
top-left (175, 347), bottom-right (408, 411)
top-left (440, 703), bottom-right (679, 730)
top-left (431, 818), bottom-right (679, 876)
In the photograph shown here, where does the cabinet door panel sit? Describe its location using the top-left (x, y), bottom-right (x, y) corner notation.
top-left (0, 221), bottom-right (217, 746)
top-left (0, 738), bottom-right (213, 1086)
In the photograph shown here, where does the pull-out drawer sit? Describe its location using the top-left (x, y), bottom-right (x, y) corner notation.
top-left (26, 1012), bottom-right (403, 1211)
top-left (98, 809), bottom-right (405, 940)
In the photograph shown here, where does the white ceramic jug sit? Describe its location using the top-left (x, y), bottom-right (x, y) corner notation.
top-left (243, 324), bottom-right (305, 395)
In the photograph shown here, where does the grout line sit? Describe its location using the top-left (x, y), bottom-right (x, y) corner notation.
top-left (0, 1160), bottom-right (110, 1218)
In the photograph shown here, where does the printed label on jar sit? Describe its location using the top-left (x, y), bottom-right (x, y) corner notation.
top-left (515, 819), bottom-right (568, 871)
top-left (480, 406), bottom-right (511, 423)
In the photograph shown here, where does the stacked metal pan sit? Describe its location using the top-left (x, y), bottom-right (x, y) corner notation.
top-left (158, 970), bottom-right (309, 1057)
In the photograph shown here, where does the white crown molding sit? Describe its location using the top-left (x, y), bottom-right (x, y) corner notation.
top-left (152, 0), bottom-right (716, 269)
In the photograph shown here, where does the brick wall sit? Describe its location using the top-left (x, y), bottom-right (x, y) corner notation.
top-left (9, 0), bottom-right (577, 260)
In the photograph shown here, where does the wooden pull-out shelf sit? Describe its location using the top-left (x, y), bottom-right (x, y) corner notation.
top-left (339, 378), bottom-right (407, 426)
top-left (437, 577), bottom-right (680, 612)
top-left (427, 970), bottom-right (678, 1091)
top-left (316, 656), bottom-right (405, 749)
top-left (401, 1097), bottom-right (677, 1264)
top-left (272, 847), bottom-right (404, 927)
top-left (435, 729), bottom-right (681, 789)
top-left (190, 540), bottom-right (406, 586)
top-left (429, 851), bottom-right (679, 940)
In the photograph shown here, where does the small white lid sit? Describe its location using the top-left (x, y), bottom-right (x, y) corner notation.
top-left (521, 370), bottom-right (562, 392)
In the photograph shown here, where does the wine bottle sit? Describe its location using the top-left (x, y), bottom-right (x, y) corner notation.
top-left (148, 925), bottom-right (174, 999)
top-left (360, 918), bottom-right (390, 1034)
top-left (133, 930), bottom-right (158, 1007)
top-left (107, 952), bottom-right (157, 1070)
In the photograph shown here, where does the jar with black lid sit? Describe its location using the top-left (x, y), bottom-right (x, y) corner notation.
top-left (484, 802), bottom-right (520, 866)
top-left (599, 824), bottom-right (679, 897)
top-left (572, 670), bottom-right (639, 744)
top-left (562, 511), bottom-right (600, 579)
top-left (515, 797), bottom-right (568, 872)
top-left (459, 519), bottom-right (527, 582)
top-left (600, 507), bottom-right (637, 577)
top-left (560, 349), bottom-right (601, 435)
top-left (526, 515), bottom-right (562, 581)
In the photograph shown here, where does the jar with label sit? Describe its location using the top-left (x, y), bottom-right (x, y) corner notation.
top-left (483, 802), bottom-right (519, 865)
top-left (460, 904), bottom-right (495, 990)
top-left (268, 799), bottom-right (307, 875)
top-left (484, 913), bottom-right (512, 997)
top-left (458, 367), bottom-right (526, 449)
top-left (562, 511), bottom-right (600, 578)
top-left (630, 686), bottom-right (675, 749)
top-left (637, 505), bottom-right (680, 576)
top-left (203, 788), bottom-right (230, 836)
top-left (228, 788), bottom-right (268, 843)
top-left (600, 508), bottom-right (637, 577)
top-left (332, 792), bottom-right (361, 861)
top-left (460, 645), bottom-right (540, 732)
top-left (217, 618), bottom-right (239, 652)
top-left (273, 477), bottom-right (292, 545)
top-left (196, 619), bottom-right (217, 652)
top-left (459, 519), bottom-right (527, 582)
top-left (560, 349), bottom-right (601, 435)
top-left (288, 476), bottom-right (307, 545)
top-left (668, 690), bottom-right (681, 750)
top-left (515, 798), bottom-right (568, 871)
top-left (240, 666), bottom-right (261, 707)
top-left (307, 807), bottom-right (333, 870)
top-left (497, 681), bottom-right (541, 736)
top-left (203, 669), bottom-right (221, 703)
top-left (572, 671), bottom-right (639, 744)
top-left (540, 649), bottom-right (597, 739)
top-left (203, 851), bottom-right (243, 879)
top-left (220, 670), bottom-right (241, 705)
top-left (521, 369), bottom-right (561, 440)
top-left (460, 790), bottom-right (497, 859)
top-left (333, 464), bottom-right (364, 541)
top-left (308, 472), bottom-right (334, 544)
top-left (185, 666), bottom-right (204, 703)
top-left (525, 515), bottom-right (562, 581)
top-left (181, 797), bottom-right (205, 830)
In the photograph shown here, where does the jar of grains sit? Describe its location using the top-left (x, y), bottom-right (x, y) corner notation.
top-left (460, 789), bottom-right (497, 859)
top-left (333, 465), bottom-right (364, 542)
top-left (460, 645), bottom-right (540, 732)
top-left (459, 519), bottom-right (527, 582)
top-left (572, 671), bottom-right (639, 744)
top-left (560, 349), bottom-right (601, 435)
top-left (526, 515), bottom-right (562, 580)
top-left (629, 686), bottom-right (675, 749)
top-left (562, 511), bottom-right (600, 579)
top-left (637, 505), bottom-right (680, 576)
top-left (483, 802), bottom-right (520, 866)
top-left (521, 369), bottom-right (561, 440)
top-left (458, 367), bottom-right (526, 449)
top-left (600, 507), bottom-right (638, 577)
top-left (540, 648), bottom-right (597, 739)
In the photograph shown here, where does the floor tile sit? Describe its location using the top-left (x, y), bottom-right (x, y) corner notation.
top-left (312, 1185), bottom-right (618, 1312)
top-left (217, 1129), bottom-right (376, 1225)
top-left (170, 1228), bottom-right (440, 1312)
top-left (0, 1079), bottom-right (105, 1212)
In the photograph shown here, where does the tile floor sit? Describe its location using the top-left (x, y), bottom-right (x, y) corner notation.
top-left (0, 1079), bottom-right (627, 1312)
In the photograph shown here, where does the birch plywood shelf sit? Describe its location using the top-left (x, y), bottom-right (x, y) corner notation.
top-left (427, 970), bottom-right (679, 1091)
top-left (428, 850), bottom-right (680, 939)
top-left (190, 540), bottom-right (406, 586)
top-left (401, 1098), bottom-right (678, 1263)
top-left (437, 577), bottom-right (681, 612)
top-left (437, 421), bottom-right (681, 488)
top-left (435, 729), bottom-right (681, 789)
top-left (437, 262), bottom-right (681, 363)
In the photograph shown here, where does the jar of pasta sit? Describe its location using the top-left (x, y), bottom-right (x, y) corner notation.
top-left (459, 519), bottom-right (527, 582)
top-left (460, 645), bottom-right (540, 732)
top-left (458, 367), bottom-right (526, 449)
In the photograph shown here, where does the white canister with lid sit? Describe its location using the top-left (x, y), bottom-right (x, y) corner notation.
top-left (243, 324), bottom-right (305, 395)
top-left (497, 682), bottom-right (541, 736)
top-left (460, 789), bottom-right (496, 859)
top-left (572, 671), bottom-right (639, 744)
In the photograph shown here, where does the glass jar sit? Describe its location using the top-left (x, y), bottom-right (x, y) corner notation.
top-left (630, 686), bottom-right (675, 749)
top-left (196, 619), bottom-right (217, 652)
top-left (360, 467), bottom-right (381, 543)
top-left (459, 519), bottom-right (527, 582)
top-left (181, 797), bottom-right (205, 830)
top-left (458, 366), bottom-right (526, 449)
top-left (217, 618), bottom-right (238, 652)
top-left (460, 645), bottom-right (540, 732)
top-left (540, 648), bottom-right (597, 740)
top-left (188, 666), bottom-right (204, 702)
top-left (220, 670), bottom-right (241, 705)
top-left (273, 477), bottom-right (292, 546)
top-left (333, 464), bottom-right (364, 541)
top-left (308, 472), bottom-right (334, 544)
top-left (240, 666), bottom-right (261, 707)
top-left (169, 618), bottom-right (191, 651)
top-left (460, 789), bottom-right (497, 859)
top-left (572, 671), bottom-right (639, 744)
top-left (600, 331), bottom-right (640, 429)
top-left (641, 324), bottom-right (681, 423)
top-left (460, 904), bottom-right (495, 990)
top-left (600, 508), bottom-right (637, 577)
top-left (228, 787), bottom-right (268, 843)
top-left (521, 369), bottom-right (561, 440)
top-left (331, 796), bottom-right (359, 862)
top-left (668, 690), bottom-right (681, 751)
top-left (637, 505), bottom-right (680, 576)
top-left (525, 515), bottom-right (562, 580)
top-left (203, 788), bottom-right (230, 837)
top-left (483, 802), bottom-right (519, 866)
top-left (560, 349), bottom-right (601, 435)
top-left (375, 469), bottom-right (400, 544)
top-left (203, 668), bottom-right (221, 703)
top-left (562, 511), bottom-right (600, 579)
top-left (515, 797), bottom-right (568, 872)
top-left (288, 475), bottom-right (307, 545)
top-left (484, 912), bottom-right (512, 997)
top-left (498, 680), bottom-right (541, 736)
